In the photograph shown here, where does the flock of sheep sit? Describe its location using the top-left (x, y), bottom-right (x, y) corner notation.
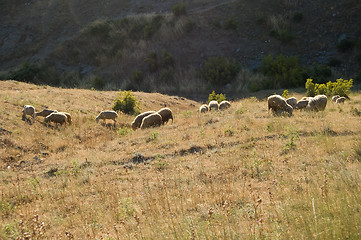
top-left (21, 94), bottom-right (346, 128)
top-left (267, 94), bottom-right (346, 115)
top-left (21, 105), bottom-right (174, 130)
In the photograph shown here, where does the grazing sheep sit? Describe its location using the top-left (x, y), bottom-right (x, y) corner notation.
top-left (336, 97), bottom-right (346, 104)
top-left (294, 100), bottom-right (309, 110)
top-left (35, 109), bottom-right (58, 118)
top-left (286, 97), bottom-right (297, 107)
top-left (306, 95), bottom-right (327, 111)
top-left (301, 96), bottom-right (312, 101)
top-left (219, 101), bottom-right (231, 110)
top-left (140, 113), bottom-right (163, 129)
top-left (44, 112), bottom-right (67, 126)
top-left (331, 95), bottom-right (340, 102)
top-left (96, 111), bottom-right (118, 124)
top-left (58, 112), bottom-right (72, 124)
top-left (22, 105), bottom-right (35, 119)
top-left (208, 101), bottom-right (219, 111)
top-left (131, 111), bottom-right (156, 130)
top-left (157, 108), bottom-right (174, 124)
top-left (199, 104), bottom-right (208, 113)
top-left (267, 95), bottom-right (293, 115)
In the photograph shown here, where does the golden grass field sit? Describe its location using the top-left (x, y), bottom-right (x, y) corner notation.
top-left (1, 80), bottom-right (361, 239)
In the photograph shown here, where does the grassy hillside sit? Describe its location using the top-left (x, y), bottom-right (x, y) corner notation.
top-left (1, 81), bottom-right (361, 239)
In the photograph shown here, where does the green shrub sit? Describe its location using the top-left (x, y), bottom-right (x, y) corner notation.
top-left (292, 12), bottom-right (303, 22)
top-left (86, 20), bottom-right (111, 40)
top-left (143, 15), bottom-right (164, 39)
top-left (159, 68), bottom-right (174, 83)
top-left (200, 56), bottom-right (240, 86)
top-left (92, 77), bottom-right (105, 90)
top-left (310, 63), bottom-right (332, 83)
top-left (113, 90), bottom-right (140, 115)
top-left (208, 91), bottom-right (226, 103)
top-left (260, 54), bottom-right (306, 88)
top-left (269, 29), bottom-right (295, 43)
top-left (184, 19), bottom-right (195, 33)
top-left (327, 57), bottom-right (342, 67)
top-left (305, 78), bottom-right (353, 97)
top-left (9, 61), bottom-right (41, 83)
top-left (144, 51), bottom-right (158, 72)
top-left (337, 38), bottom-right (354, 52)
top-left (282, 89), bottom-right (289, 99)
top-left (161, 50), bottom-right (175, 68)
top-left (172, 4), bottom-right (187, 17)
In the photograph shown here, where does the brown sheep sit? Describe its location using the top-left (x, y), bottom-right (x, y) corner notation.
top-left (44, 112), bottom-right (67, 126)
top-left (157, 108), bottom-right (173, 124)
top-left (267, 95), bottom-right (293, 115)
top-left (131, 111), bottom-right (156, 130)
top-left (219, 101), bottom-right (231, 110)
top-left (140, 113), bottom-right (163, 129)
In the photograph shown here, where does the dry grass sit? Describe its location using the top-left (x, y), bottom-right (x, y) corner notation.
top-left (1, 80), bottom-right (361, 239)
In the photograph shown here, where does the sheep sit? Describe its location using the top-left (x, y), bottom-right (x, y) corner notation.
top-left (157, 108), bottom-right (174, 125)
top-left (199, 104), bottom-right (208, 113)
top-left (294, 100), bottom-right (309, 110)
top-left (22, 105), bottom-right (35, 119)
top-left (267, 95), bottom-right (293, 115)
top-left (335, 96), bottom-right (346, 104)
top-left (208, 101), bottom-right (219, 111)
top-left (286, 97), bottom-right (297, 107)
top-left (58, 112), bottom-right (72, 124)
top-left (131, 111), bottom-right (156, 130)
top-left (35, 109), bottom-right (58, 118)
top-left (306, 95), bottom-right (327, 111)
top-left (301, 96), bottom-right (312, 101)
top-left (219, 101), bottom-right (231, 110)
top-left (44, 112), bottom-right (67, 126)
top-left (96, 111), bottom-right (118, 124)
top-left (140, 113), bottom-right (163, 129)
top-left (331, 95), bottom-right (340, 102)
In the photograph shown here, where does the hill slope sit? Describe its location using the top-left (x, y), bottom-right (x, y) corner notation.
top-left (1, 81), bottom-right (361, 238)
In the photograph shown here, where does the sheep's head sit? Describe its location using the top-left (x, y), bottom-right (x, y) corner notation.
top-left (96, 117), bottom-right (99, 123)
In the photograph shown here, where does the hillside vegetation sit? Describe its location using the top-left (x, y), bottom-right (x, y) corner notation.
top-left (1, 0), bottom-right (361, 96)
top-left (1, 81), bottom-right (361, 239)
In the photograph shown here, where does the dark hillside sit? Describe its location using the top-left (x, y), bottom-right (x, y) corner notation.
top-left (1, 0), bottom-right (361, 96)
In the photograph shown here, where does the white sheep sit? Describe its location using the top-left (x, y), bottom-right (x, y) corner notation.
top-left (44, 112), bottom-right (67, 126)
top-left (335, 97), bottom-right (346, 104)
top-left (199, 104), bottom-right (208, 113)
top-left (219, 101), bottom-right (231, 110)
top-left (140, 113), bottom-right (163, 129)
top-left (157, 108), bottom-right (173, 124)
top-left (208, 101), bottom-right (219, 111)
top-left (294, 100), bottom-right (309, 110)
top-left (131, 111), bottom-right (156, 130)
top-left (35, 109), bottom-right (58, 118)
top-left (22, 105), bottom-right (35, 119)
top-left (331, 95), bottom-right (340, 102)
top-left (96, 111), bottom-right (118, 124)
top-left (306, 95), bottom-right (327, 111)
top-left (286, 97), bottom-right (297, 107)
top-left (267, 95), bottom-right (293, 115)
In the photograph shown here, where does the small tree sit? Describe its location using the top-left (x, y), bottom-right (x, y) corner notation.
top-left (305, 78), bottom-right (316, 97)
top-left (282, 89), bottom-right (289, 99)
top-left (208, 91), bottom-right (226, 103)
top-left (92, 77), bottom-right (105, 90)
top-left (200, 56), bottom-right (239, 86)
top-left (113, 90), bottom-right (140, 115)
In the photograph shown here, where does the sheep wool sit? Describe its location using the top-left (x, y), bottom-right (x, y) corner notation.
top-left (132, 111), bottom-right (156, 130)
top-left (208, 101), bottom-right (219, 111)
top-left (35, 109), bottom-right (58, 118)
top-left (157, 108), bottom-right (174, 124)
top-left (58, 112), bottom-right (72, 124)
top-left (335, 97), bottom-right (346, 104)
top-left (22, 105), bottom-right (35, 119)
top-left (294, 100), bottom-right (309, 110)
top-left (307, 95), bottom-right (327, 111)
top-left (267, 95), bottom-right (293, 115)
top-left (140, 113), bottom-right (163, 129)
top-left (199, 104), bottom-right (208, 113)
top-left (286, 97), bottom-right (297, 107)
top-left (331, 95), bottom-right (340, 102)
top-left (219, 101), bottom-right (231, 110)
top-left (44, 112), bottom-right (67, 125)
top-left (96, 111), bottom-right (118, 123)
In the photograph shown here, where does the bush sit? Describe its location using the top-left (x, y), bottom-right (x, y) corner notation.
top-left (269, 29), bottom-right (295, 43)
top-left (208, 91), bottom-right (226, 103)
top-left (161, 50), bottom-right (175, 68)
top-left (327, 57), bottom-right (342, 67)
top-left (9, 61), bottom-right (41, 83)
top-left (305, 78), bottom-right (353, 98)
top-left (144, 51), bottom-right (158, 72)
top-left (131, 70), bottom-right (143, 85)
top-left (113, 90), bottom-right (140, 115)
top-left (224, 17), bottom-right (237, 30)
top-left (337, 38), bottom-right (354, 52)
top-left (172, 4), bottom-right (186, 17)
top-left (92, 77), bottom-right (105, 90)
top-left (282, 89), bottom-right (289, 99)
top-left (260, 54), bottom-right (307, 88)
top-left (293, 12), bottom-right (303, 22)
top-left (310, 63), bottom-right (332, 83)
top-left (200, 56), bottom-right (240, 86)
top-left (184, 19), bottom-right (195, 33)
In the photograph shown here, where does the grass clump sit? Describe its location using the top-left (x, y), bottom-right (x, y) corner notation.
top-left (172, 4), bottom-right (187, 17)
top-left (113, 90), bottom-right (140, 115)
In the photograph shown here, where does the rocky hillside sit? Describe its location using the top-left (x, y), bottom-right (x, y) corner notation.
top-left (1, 0), bottom-right (361, 95)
